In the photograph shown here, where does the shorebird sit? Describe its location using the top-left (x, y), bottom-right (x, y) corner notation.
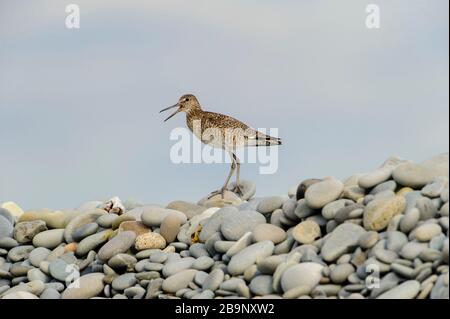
top-left (160, 94), bottom-right (281, 198)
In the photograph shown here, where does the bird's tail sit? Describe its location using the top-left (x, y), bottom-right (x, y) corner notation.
top-left (247, 131), bottom-right (282, 147)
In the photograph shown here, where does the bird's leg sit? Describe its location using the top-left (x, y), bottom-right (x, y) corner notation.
top-left (207, 155), bottom-right (236, 199)
top-left (230, 153), bottom-right (243, 197)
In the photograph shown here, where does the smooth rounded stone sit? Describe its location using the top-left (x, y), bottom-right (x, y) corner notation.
top-left (162, 269), bottom-right (197, 293)
top-left (98, 231), bottom-right (136, 261)
top-left (19, 209), bottom-right (77, 229)
top-left (214, 241), bottom-right (235, 254)
top-left (414, 223), bottom-right (442, 242)
top-left (386, 231), bottom-right (408, 252)
top-left (108, 254), bottom-right (137, 271)
top-left (418, 248), bottom-right (441, 262)
top-left (160, 214), bottom-right (181, 244)
top-left (10, 263), bottom-right (33, 277)
top-left (322, 199), bottom-right (354, 220)
top-left (28, 268), bottom-right (50, 283)
top-left (149, 252), bottom-right (169, 264)
top-left (359, 166), bottom-right (394, 189)
top-left (374, 190), bottom-right (396, 200)
top-left (431, 274), bottom-right (449, 299)
top-left (112, 273), bottom-right (137, 291)
top-left (13, 220), bottom-right (47, 244)
top-left (193, 271), bottom-right (208, 287)
top-left (358, 231), bottom-right (379, 249)
top-left (112, 214), bottom-right (136, 230)
top-left (11, 277), bottom-right (28, 285)
top-left (7, 245), bottom-right (34, 262)
top-left (32, 229), bottom-right (65, 249)
top-left (220, 210), bottom-right (265, 241)
top-left (393, 154), bottom-right (449, 188)
top-left (422, 178), bottom-right (448, 198)
top-left (256, 196), bottom-right (284, 214)
top-left (141, 206), bottom-right (187, 227)
top-left (226, 232), bottom-right (253, 258)
top-left (0, 215), bottom-right (13, 239)
top-left (72, 223), bottom-right (98, 242)
top-left (228, 241), bottom-right (275, 276)
top-left (28, 247), bottom-right (51, 268)
top-left (40, 288), bottom-right (61, 299)
top-left (0, 280), bottom-right (45, 298)
top-left (321, 223), bottom-right (366, 262)
top-left (399, 208), bottom-right (420, 234)
top-left (144, 262), bottom-right (164, 272)
top-left (190, 243), bottom-right (210, 258)
top-left (270, 209), bottom-right (283, 228)
top-left (305, 178), bottom-right (344, 209)
top-left (124, 286), bottom-right (146, 299)
top-left (203, 268), bottom-right (224, 291)
top-left (0, 208), bottom-right (15, 226)
top-left (370, 180), bottom-right (397, 195)
top-left (343, 185), bottom-right (365, 202)
top-left (249, 275), bottom-right (274, 296)
top-left (296, 179), bottom-right (323, 200)
top-left (442, 186), bottom-right (450, 202)
top-left (363, 196), bottom-right (406, 231)
top-left (76, 229), bottom-right (114, 256)
top-left (281, 198), bottom-right (297, 220)
top-left (166, 200), bottom-right (206, 219)
top-left (416, 197), bottom-right (438, 220)
top-left (377, 280), bottom-right (421, 299)
top-left (2, 291), bottom-right (39, 299)
top-left (135, 232), bottom-right (166, 250)
top-left (256, 255), bottom-right (287, 275)
top-left (192, 256), bottom-right (214, 271)
top-left (49, 258), bottom-right (77, 282)
top-left (218, 278), bottom-right (245, 293)
top-left (136, 271), bottom-right (160, 281)
top-left (293, 199), bottom-right (315, 219)
top-left (335, 204), bottom-right (364, 223)
top-left (400, 242), bottom-right (428, 260)
top-left (198, 207), bottom-right (237, 243)
top-left (330, 263), bottom-right (355, 284)
top-left (281, 262), bottom-right (324, 293)
top-left (390, 263), bottom-right (415, 278)
top-left (252, 224), bottom-right (286, 244)
top-left (374, 249), bottom-right (398, 264)
top-left (96, 214), bottom-right (119, 228)
top-left (61, 273), bottom-right (105, 299)
top-left (162, 257), bottom-right (195, 277)
top-left (64, 210), bottom-right (106, 243)
top-left (292, 220), bottom-right (321, 244)
top-left (0, 237), bottom-right (18, 249)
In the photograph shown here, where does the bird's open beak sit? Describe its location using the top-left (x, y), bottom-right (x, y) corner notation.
top-left (159, 104), bottom-right (180, 122)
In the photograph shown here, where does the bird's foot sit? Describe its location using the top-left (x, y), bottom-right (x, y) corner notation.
top-left (231, 184), bottom-right (244, 197)
top-left (207, 187), bottom-right (226, 199)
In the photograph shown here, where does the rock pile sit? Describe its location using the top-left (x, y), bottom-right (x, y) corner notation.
top-left (0, 153), bottom-right (448, 299)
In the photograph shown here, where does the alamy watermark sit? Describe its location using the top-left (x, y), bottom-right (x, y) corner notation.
top-left (168, 120), bottom-right (280, 175)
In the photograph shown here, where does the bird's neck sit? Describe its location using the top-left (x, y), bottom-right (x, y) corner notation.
top-left (186, 108), bottom-right (204, 131)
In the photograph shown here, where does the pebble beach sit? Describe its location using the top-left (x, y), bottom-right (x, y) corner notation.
top-left (0, 153), bottom-right (448, 299)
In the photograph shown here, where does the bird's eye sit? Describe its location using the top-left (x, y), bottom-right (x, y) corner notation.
top-left (185, 98), bottom-right (190, 102)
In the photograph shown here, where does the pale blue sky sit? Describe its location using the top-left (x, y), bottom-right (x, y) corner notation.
top-left (0, 0), bottom-right (448, 210)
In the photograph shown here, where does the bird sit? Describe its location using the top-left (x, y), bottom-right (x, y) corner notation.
top-left (160, 94), bottom-right (281, 198)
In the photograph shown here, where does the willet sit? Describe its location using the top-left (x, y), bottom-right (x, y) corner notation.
top-left (160, 94), bottom-right (281, 198)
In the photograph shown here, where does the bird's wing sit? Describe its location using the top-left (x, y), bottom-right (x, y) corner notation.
top-left (202, 112), bottom-right (281, 147)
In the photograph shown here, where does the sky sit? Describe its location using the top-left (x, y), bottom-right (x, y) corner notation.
top-left (0, 0), bottom-right (448, 210)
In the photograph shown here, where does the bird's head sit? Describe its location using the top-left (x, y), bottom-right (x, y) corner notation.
top-left (160, 94), bottom-right (201, 122)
